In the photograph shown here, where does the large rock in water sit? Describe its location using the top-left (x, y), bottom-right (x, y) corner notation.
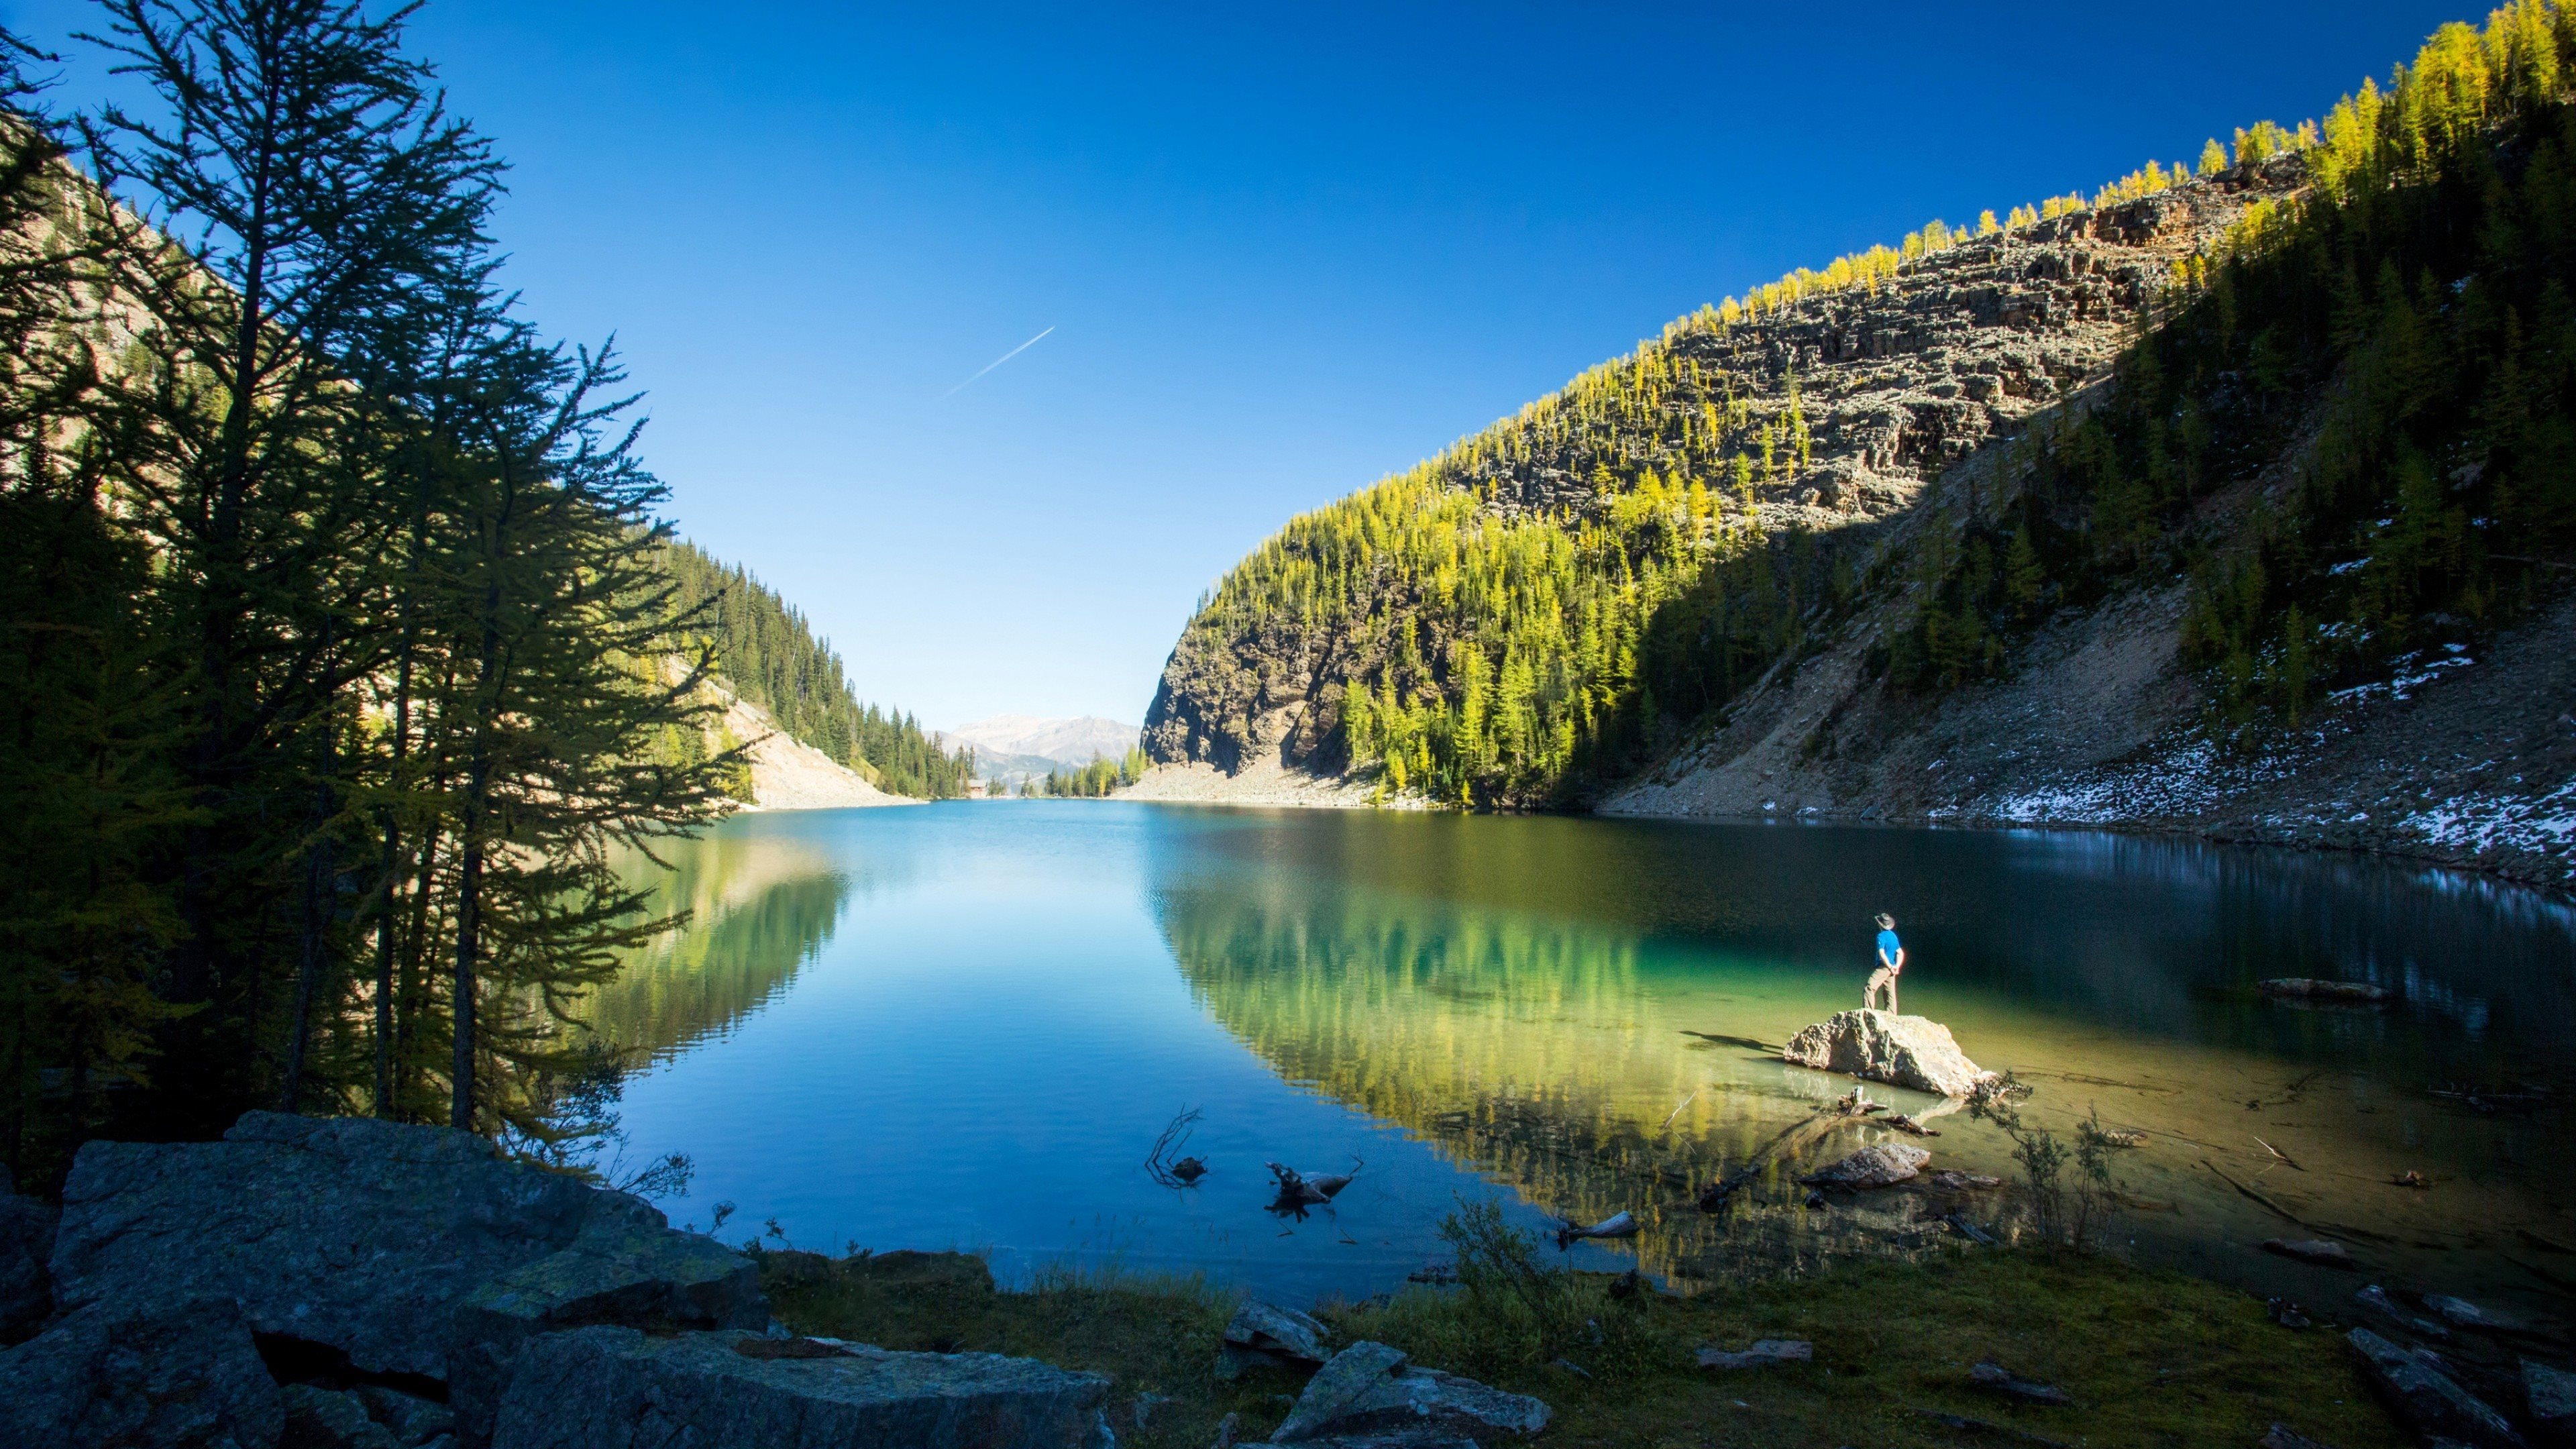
top-left (1781, 1010), bottom-right (1996, 1098)
top-left (0, 1293), bottom-right (284, 1448)
top-left (48, 1111), bottom-right (765, 1392)
top-left (1801, 1143), bottom-right (1931, 1189)
top-left (488, 1327), bottom-right (1114, 1449)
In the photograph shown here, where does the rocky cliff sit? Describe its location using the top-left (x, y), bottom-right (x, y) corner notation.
top-left (1142, 158), bottom-right (2300, 787)
top-left (1142, 67), bottom-right (2576, 888)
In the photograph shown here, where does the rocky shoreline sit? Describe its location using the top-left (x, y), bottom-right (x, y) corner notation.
top-left (0, 1112), bottom-right (1114, 1449)
top-left (0, 1112), bottom-right (1565, 1449)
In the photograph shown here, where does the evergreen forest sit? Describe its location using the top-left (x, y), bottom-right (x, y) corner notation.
top-left (1022, 747), bottom-right (1150, 798)
top-left (657, 541), bottom-right (976, 800)
top-left (1166, 1), bottom-right (2576, 809)
top-left (0, 2), bottom-right (940, 1192)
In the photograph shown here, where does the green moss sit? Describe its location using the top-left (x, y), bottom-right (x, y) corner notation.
top-left (761, 1246), bottom-right (2405, 1449)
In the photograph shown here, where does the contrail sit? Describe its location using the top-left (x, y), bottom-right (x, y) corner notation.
top-left (936, 325), bottom-right (1055, 401)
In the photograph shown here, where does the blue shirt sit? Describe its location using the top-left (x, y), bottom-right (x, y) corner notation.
top-left (1876, 929), bottom-right (1902, 968)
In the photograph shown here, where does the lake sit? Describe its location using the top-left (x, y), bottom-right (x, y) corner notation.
top-left (588, 802), bottom-right (2576, 1311)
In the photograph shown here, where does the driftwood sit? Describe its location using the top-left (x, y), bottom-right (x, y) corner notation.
top-left (1554, 1210), bottom-right (1639, 1248)
top-left (1146, 1108), bottom-right (1208, 1188)
top-left (1697, 1107), bottom-right (1843, 1212)
top-left (1266, 1160), bottom-right (1358, 1205)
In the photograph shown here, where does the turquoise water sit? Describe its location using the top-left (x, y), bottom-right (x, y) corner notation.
top-left (594, 802), bottom-right (2576, 1309)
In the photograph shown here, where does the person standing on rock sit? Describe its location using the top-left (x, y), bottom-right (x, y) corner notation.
top-left (1866, 913), bottom-right (1904, 1014)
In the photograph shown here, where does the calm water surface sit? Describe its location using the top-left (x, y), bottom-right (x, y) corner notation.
top-left (592, 803), bottom-right (2576, 1310)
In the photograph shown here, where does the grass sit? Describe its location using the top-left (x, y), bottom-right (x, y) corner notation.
top-left (758, 1238), bottom-right (2408, 1449)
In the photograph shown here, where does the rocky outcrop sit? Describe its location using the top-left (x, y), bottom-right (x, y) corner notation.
top-left (0, 1293), bottom-right (284, 1449)
top-left (1801, 1143), bottom-right (1931, 1189)
top-left (1145, 161), bottom-right (2308, 785)
top-left (1781, 1010), bottom-right (1996, 1097)
top-left (15, 1109), bottom-right (1157, 1449)
top-left (50, 1110), bottom-right (763, 1391)
top-left (1267, 1341), bottom-right (1550, 1446)
top-left (486, 1327), bottom-right (1113, 1449)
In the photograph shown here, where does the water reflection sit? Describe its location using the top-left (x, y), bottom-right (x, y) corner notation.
top-left (591, 805), bottom-right (2576, 1309)
top-left (591, 827), bottom-right (854, 1061)
top-left (1148, 812), bottom-right (2576, 1302)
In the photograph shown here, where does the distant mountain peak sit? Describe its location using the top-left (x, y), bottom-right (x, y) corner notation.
top-left (941, 714), bottom-right (1140, 769)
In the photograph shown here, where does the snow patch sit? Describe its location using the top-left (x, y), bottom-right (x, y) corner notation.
top-left (2402, 778), bottom-right (2576, 872)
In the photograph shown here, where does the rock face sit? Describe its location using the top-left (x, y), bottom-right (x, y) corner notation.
top-left (1781, 1010), bottom-right (1996, 1097)
top-left (1269, 1341), bottom-right (1550, 1446)
top-left (486, 1327), bottom-right (1114, 1449)
top-left (0, 1293), bottom-right (284, 1449)
top-left (0, 1188), bottom-right (58, 1343)
top-left (50, 1110), bottom-right (764, 1391)
top-left (1801, 1143), bottom-right (1931, 1189)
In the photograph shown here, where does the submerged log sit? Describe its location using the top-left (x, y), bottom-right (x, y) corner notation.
top-left (2258, 978), bottom-right (2394, 1005)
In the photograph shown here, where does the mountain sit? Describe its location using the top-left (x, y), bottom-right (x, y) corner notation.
top-left (1144, 9), bottom-right (2576, 888)
top-left (659, 541), bottom-right (977, 802)
top-left (943, 714), bottom-right (1141, 770)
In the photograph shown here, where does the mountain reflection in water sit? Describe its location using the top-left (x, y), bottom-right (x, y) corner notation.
top-left (594, 804), bottom-right (2576, 1308)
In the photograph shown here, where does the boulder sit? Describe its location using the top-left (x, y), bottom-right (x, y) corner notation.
top-left (485, 1326), bottom-right (1113, 1449)
top-left (1696, 1340), bottom-right (1812, 1370)
top-left (1780, 1011), bottom-right (1996, 1097)
top-left (48, 1110), bottom-right (763, 1395)
top-left (0, 1188), bottom-right (57, 1343)
top-left (282, 1383), bottom-right (402, 1449)
top-left (1801, 1143), bottom-right (1930, 1189)
top-left (1272, 1341), bottom-right (1549, 1445)
top-left (1220, 1299), bottom-right (1333, 1377)
top-left (2347, 1328), bottom-right (2525, 1448)
top-left (0, 1292), bottom-right (284, 1449)
top-left (446, 1193), bottom-right (767, 1444)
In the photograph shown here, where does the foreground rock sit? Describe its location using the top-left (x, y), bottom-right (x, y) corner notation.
top-left (0, 1187), bottom-right (57, 1343)
top-left (1780, 1010), bottom-right (1997, 1097)
top-left (48, 1110), bottom-right (764, 1407)
top-left (0, 1293), bottom-right (283, 1449)
top-left (1268, 1341), bottom-right (1550, 1446)
top-left (1801, 1143), bottom-right (1931, 1189)
top-left (488, 1327), bottom-right (1112, 1449)
top-left (1222, 1299), bottom-right (1333, 1377)
top-left (2346, 1328), bottom-right (2524, 1448)
top-left (282, 1383), bottom-right (402, 1449)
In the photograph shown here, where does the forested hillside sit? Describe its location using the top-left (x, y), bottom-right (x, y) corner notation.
top-left (657, 541), bottom-right (974, 800)
top-left (1146, 1), bottom-right (2576, 885)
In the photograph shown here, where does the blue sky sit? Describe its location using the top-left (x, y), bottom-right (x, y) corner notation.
top-left (0, 1), bottom-right (2473, 727)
